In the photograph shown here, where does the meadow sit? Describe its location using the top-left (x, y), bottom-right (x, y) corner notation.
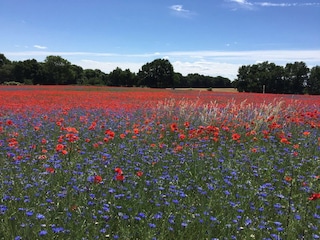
top-left (0, 86), bottom-right (319, 240)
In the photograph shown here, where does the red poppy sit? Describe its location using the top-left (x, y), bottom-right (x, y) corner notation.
top-left (116, 174), bottom-right (125, 181)
top-left (179, 134), bottom-right (186, 140)
top-left (56, 144), bottom-right (65, 152)
top-left (61, 149), bottom-right (68, 155)
top-left (115, 167), bottom-right (123, 175)
top-left (308, 193), bottom-right (320, 201)
top-left (170, 123), bottom-right (178, 132)
top-left (65, 127), bottom-right (78, 133)
top-left (94, 175), bottom-right (102, 184)
top-left (284, 176), bottom-right (292, 182)
top-left (88, 122), bottom-right (96, 130)
top-left (6, 120), bottom-right (13, 125)
top-left (232, 133), bottom-right (241, 141)
top-left (136, 171), bottom-right (143, 177)
top-left (46, 167), bottom-right (55, 173)
top-left (303, 131), bottom-right (310, 136)
top-left (105, 129), bottom-right (115, 138)
top-left (280, 138), bottom-right (290, 144)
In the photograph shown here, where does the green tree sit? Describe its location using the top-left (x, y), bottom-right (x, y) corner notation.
top-left (0, 54), bottom-right (11, 67)
top-left (71, 65), bottom-right (85, 85)
top-left (43, 56), bottom-right (75, 84)
top-left (82, 69), bottom-right (107, 85)
top-left (137, 59), bottom-right (174, 88)
top-left (108, 67), bottom-right (124, 86)
top-left (12, 59), bottom-right (43, 84)
top-left (212, 76), bottom-right (232, 88)
top-left (307, 66), bottom-right (320, 95)
top-left (0, 54), bottom-right (13, 84)
top-left (234, 62), bottom-right (285, 93)
top-left (284, 62), bottom-right (309, 94)
top-left (233, 65), bottom-right (252, 92)
top-left (173, 72), bottom-right (183, 88)
top-left (255, 62), bottom-right (285, 93)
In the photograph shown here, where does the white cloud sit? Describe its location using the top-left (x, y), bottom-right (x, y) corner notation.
top-left (170, 5), bottom-right (189, 12)
top-left (230, 0), bottom-right (252, 5)
top-left (33, 45), bottom-right (47, 49)
top-left (227, 0), bottom-right (320, 9)
top-left (173, 61), bottom-right (239, 79)
top-left (76, 59), bottom-right (142, 73)
top-left (4, 49), bottom-right (320, 80)
top-left (228, 0), bottom-right (254, 9)
top-left (169, 4), bottom-right (195, 18)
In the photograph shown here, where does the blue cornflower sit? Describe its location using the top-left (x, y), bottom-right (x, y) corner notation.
top-left (36, 213), bottom-right (45, 220)
top-left (274, 203), bottom-right (282, 209)
top-left (138, 212), bottom-right (146, 218)
top-left (274, 221), bottom-right (282, 226)
top-left (148, 223), bottom-right (156, 228)
top-left (313, 234), bottom-right (320, 239)
top-left (26, 210), bottom-right (33, 216)
top-left (14, 237), bottom-right (22, 240)
top-left (0, 205), bottom-right (7, 214)
top-left (245, 218), bottom-right (252, 226)
top-left (122, 214), bottom-right (129, 220)
top-left (172, 199), bottom-right (179, 204)
top-left (270, 233), bottom-right (282, 240)
top-left (39, 230), bottom-right (47, 236)
top-left (52, 226), bottom-right (64, 233)
top-left (153, 212), bottom-right (163, 219)
top-left (210, 216), bottom-right (217, 221)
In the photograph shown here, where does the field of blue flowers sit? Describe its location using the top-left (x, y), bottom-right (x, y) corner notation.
top-left (0, 87), bottom-right (320, 239)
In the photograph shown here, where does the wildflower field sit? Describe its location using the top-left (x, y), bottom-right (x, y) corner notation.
top-left (0, 86), bottom-right (319, 240)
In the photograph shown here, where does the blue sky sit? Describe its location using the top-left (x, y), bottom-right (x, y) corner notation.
top-left (1, 0), bottom-right (319, 80)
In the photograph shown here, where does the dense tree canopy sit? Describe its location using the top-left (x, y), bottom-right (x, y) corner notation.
top-left (137, 59), bottom-right (174, 88)
top-left (233, 61), bottom-right (320, 94)
top-left (43, 56), bottom-right (76, 85)
top-left (308, 66), bottom-right (320, 95)
top-left (0, 54), bottom-right (232, 88)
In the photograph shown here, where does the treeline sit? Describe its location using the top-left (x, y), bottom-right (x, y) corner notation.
top-left (233, 61), bottom-right (320, 94)
top-left (2, 53), bottom-right (319, 94)
top-left (0, 54), bottom-right (231, 88)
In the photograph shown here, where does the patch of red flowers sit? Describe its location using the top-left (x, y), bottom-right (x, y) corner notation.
top-left (94, 175), bottom-right (103, 184)
top-left (308, 193), bottom-right (320, 201)
top-left (115, 167), bottom-right (125, 181)
top-left (46, 167), bottom-right (55, 173)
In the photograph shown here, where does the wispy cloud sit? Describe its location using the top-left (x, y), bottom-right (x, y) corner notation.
top-left (227, 0), bottom-right (320, 9)
top-left (170, 5), bottom-right (189, 12)
top-left (255, 2), bottom-right (320, 7)
top-left (169, 5), bottom-right (195, 18)
top-left (228, 0), bottom-right (255, 9)
top-left (34, 45), bottom-right (47, 49)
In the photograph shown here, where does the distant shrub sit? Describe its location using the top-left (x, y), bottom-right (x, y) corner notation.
top-left (3, 81), bottom-right (22, 85)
